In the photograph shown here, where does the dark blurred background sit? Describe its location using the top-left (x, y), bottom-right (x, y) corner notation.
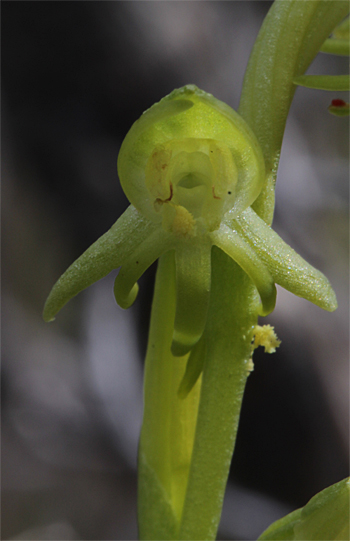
top-left (2, 2), bottom-right (349, 540)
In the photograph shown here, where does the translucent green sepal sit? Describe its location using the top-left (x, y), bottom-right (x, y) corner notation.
top-left (136, 98), bottom-right (194, 134)
top-left (210, 225), bottom-right (277, 316)
top-left (114, 229), bottom-right (174, 309)
top-left (118, 85), bottom-right (265, 224)
top-left (171, 239), bottom-right (211, 357)
top-left (235, 207), bottom-right (337, 312)
top-left (293, 74), bottom-right (350, 91)
top-left (258, 477), bottom-right (349, 541)
top-left (177, 335), bottom-right (206, 399)
top-left (43, 205), bottom-right (157, 321)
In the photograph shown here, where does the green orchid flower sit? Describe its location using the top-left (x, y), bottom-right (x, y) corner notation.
top-left (43, 1), bottom-right (348, 539)
top-left (43, 85), bottom-right (336, 362)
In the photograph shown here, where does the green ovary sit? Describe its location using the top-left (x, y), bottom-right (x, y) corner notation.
top-left (145, 138), bottom-right (238, 235)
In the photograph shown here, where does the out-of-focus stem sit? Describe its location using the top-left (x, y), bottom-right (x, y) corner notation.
top-left (239, 0), bottom-right (349, 224)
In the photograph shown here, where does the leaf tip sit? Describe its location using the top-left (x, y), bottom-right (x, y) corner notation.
top-left (42, 295), bottom-right (57, 323)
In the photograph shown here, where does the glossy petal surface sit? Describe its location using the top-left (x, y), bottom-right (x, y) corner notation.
top-left (172, 239), bottom-right (212, 356)
top-left (293, 74), bottom-right (350, 91)
top-left (233, 207), bottom-right (337, 311)
top-left (210, 225), bottom-right (276, 315)
top-left (114, 228), bottom-right (173, 309)
top-left (43, 206), bottom-right (156, 321)
top-left (258, 478), bottom-right (350, 541)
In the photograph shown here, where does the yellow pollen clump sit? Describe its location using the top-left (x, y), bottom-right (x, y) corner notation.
top-left (246, 357), bottom-right (255, 373)
top-left (171, 205), bottom-right (196, 238)
top-left (252, 324), bottom-right (281, 354)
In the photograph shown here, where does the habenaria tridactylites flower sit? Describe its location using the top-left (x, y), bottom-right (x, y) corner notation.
top-left (43, 86), bottom-right (337, 356)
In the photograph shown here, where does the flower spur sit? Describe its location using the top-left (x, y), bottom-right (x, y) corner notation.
top-left (43, 85), bottom-right (337, 357)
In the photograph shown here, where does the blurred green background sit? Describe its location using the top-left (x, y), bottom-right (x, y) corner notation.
top-left (2, 2), bottom-right (349, 540)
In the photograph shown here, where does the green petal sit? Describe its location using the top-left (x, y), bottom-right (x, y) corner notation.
top-left (320, 38), bottom-right (350, 56)
top-left (114, 228), bottom-right (173, 309)
top-left (293, 74), bottom-right (350, 91)
top-left (171, 239), bottom-right (212, 357)
top-left (132, 97), bottom-right (194, 133)
top-left (177, 336), bottom-right (206, 399)
top-left (295, 477), bottom-right (349, 540)
top-left (118, 95), bottom-right (195, 222)
top-left (118, 84), bottom-right (266, 222)
top-left (258, 478), bottom-right (349, 541)
top-left (234, 207), bottom-right (337, 312)
top-left (320, 13), bottom-right (350, 56)
top-left (43, 205), bottom-right (156, 321)
top-left (210, 225), bottom-right (276, 316)
top-left (258, 508), bottom-right (302, 540)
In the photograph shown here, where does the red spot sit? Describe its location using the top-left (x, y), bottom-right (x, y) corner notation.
top-left (155, 182), bottom-right (173, 205)
top-left (331, 99), bottom-right (347, 107)
top-left (212, 186), bottom-right (221, 200)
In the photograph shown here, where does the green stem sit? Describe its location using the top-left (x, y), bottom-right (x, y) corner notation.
top-left (138, 251), bottom-right (202, 540)
top-left (179, 248), bottom-right (258, 540)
